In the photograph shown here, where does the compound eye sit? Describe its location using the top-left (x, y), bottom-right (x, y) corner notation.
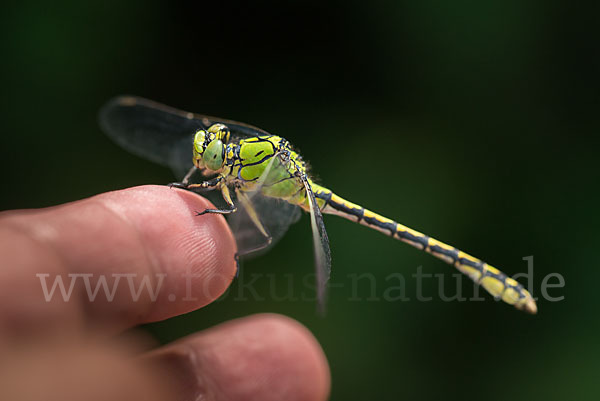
top-left (204, 139), bottom-right (224, 170)
top-left (207, 123), bottom-right (230, 143)
top-left (194, 130), bottom-right (207, 154)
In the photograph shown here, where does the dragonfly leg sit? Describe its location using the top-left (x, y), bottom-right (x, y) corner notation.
top-left (234, 253), bottom-right (241, 278)
top-left (236, 238), bottom-right (273, 256)
top-left (181, 166), bottom-right (198, 185)
top-left (196, 185), bottom-right (237, 215)
top-left (230, 187), bottom-right (274, 257)
top-left (167, 166), bottom-right (198, 188)
top-left (183, 175), bottom-right (222, 191)
top-left (234, 188), bottom-right (273, 249)
top-left (168, 181), bottom-right (188, 189)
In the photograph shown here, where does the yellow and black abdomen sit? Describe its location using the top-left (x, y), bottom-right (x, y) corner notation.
top-left (311, 185), bottom-right (537, 314)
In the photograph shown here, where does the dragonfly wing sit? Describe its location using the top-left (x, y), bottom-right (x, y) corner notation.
top-left (228, 191), bottom-right (301, 256)
top-left (99, 96), bottom-right (204, 176)
top-left (299, 174), bottom-right (332, 314)
top-left (100, 96), bottom-right (277, 178)
top-left (167, 135), bottom-right (196, 180)
top-left (227, 154), bottom-right (301, 256)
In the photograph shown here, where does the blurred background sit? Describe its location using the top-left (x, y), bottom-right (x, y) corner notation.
top-left (1, 1), bottom-right (598, 400)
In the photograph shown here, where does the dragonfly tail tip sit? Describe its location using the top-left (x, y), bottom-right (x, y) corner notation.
top-left (520, 299), bottom-right (538, 315)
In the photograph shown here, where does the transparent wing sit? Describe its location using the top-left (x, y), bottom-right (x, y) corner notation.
top-left (168, 136), bottom-right (196, 180)
top-left (99, 96), bottom-right (202, 177)
top-left (99, 95), bottom-right (275, 179)
top-left (227, 154), bottom-right (302, 256)
top-left (300, 174), bottom-right (332, 314)
top-left (228, 191), bottom-right (302, 257)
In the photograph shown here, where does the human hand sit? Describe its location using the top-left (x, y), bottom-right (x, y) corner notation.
top-left (0, 185), bottom-right (330, 401)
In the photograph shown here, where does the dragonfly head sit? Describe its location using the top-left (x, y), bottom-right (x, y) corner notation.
top-left (193, 123), bottom-right (231, 171)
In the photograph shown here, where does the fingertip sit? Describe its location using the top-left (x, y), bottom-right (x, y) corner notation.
top-left (95, 185), bottom-right (238, 321)
top-left (237, 314), bottom-right (331, 401)
top-left (0, 185), bottom-right (238, 333)
top-left (149, 313), bottom-right (330, 401)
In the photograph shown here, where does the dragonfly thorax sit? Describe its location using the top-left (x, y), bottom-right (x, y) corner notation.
top-left (193, 123), bottom-right (231, 171)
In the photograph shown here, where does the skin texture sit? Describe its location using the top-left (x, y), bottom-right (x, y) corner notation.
top-left (0, 185), bottom-right (330, 401)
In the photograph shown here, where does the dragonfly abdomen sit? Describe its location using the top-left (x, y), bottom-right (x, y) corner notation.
top-left (312, 185), bottom-right (537, 314)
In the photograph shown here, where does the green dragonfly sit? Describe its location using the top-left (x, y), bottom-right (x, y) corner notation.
top-left (99, 96), bottom-right (537, 314)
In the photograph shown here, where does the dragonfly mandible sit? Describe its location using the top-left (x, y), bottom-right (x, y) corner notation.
top-left (99, 96), bottom-right (537, 315)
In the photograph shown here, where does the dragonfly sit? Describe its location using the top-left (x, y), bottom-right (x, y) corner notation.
top-left (99, 95), bottom-right (537, 315)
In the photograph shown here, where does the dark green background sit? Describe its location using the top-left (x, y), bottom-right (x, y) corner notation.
top-left (1, 1), bottom-right (598, 400)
